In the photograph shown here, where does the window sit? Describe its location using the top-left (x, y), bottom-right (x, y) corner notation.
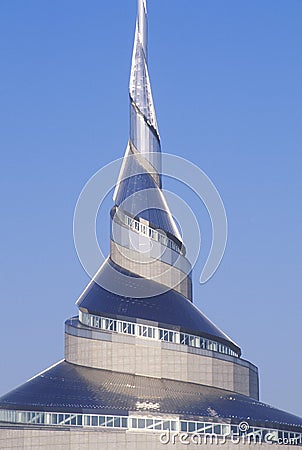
top-left (181, 422), bottom-right (187, 432)
top-left (163, 421), bottom-right (171, 430)
top-left (91, 416), bottom-right (98, 426)
top-left (138, 419), bottom-right (145, 429)
top-left (214, 425), bottom-right (221, 435)
top-left (77, 415), bottom-right (82, 426)
top-left (79, 313), bottom-right (239, 357)
top-left (114, 417), bottom-right (121, 428)
top-left (154, 420), bottom-right (163, 430)
top-left (1, 409), bottom-right (301, 444)
top-left (122, 417), bottom-right (128, 428)
top-left (171, 421), bottom-right (177, 431)
top-left (99, 416), bottom-right (106, 426)
top-left (221, 424), bottom-right (230, 435)
top-left (107, 417), bottom-right (114, 427)
top-left (188, 422), bottom-right (196, 432)
top-left (146, 419), bottom-right (153, 429)
top-left (70, 416), bottom-right (77, 425)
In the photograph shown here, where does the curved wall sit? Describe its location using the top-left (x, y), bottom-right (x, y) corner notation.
top-left (65, 319), bottom-right (259, 400)
top-left (0, 426), bottom-right (295, 450)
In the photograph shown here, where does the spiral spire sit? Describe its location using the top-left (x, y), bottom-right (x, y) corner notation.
top-left (113, 0), bottom-right (182, 242)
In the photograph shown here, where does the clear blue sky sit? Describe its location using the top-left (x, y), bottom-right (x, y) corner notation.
top-left (0, 0), bottom-right (301, 416)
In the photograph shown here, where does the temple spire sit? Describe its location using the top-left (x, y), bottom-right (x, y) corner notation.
top-left (129, 0), bottom-right (158, 133)
top-left (113, 0), bottom-right (182, 244)
top-left (137, 0), bottom-right (147, 57)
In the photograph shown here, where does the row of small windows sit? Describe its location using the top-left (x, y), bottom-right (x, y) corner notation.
top-left (181, 421), bottom-right (231, 435)
top-left (0, 410), bottom-right (174, 432)
top-left (180, 421), bottom-right (302, 445)
top-left (79, 311), bottom-right (239, 358)
top-left (0, 410), bottom-right (127, 428)
top-left (0, 410), bottom-right (301, 446)
top-left (118, 209), bottom-right (181, 254)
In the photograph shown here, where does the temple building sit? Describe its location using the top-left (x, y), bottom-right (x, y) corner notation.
top-left (1, 1), bottom-right (301, 448)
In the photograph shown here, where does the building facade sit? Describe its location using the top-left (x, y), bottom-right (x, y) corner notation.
top-left (1, 1), bottom-right (301, 449)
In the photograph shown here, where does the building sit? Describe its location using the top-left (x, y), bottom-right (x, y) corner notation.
top-left (0, 1), bottom-right (301, 449)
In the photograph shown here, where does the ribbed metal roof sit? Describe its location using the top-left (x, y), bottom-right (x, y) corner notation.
top-left (77, 260), bottom-right (240, 356)
top-left (1, 361), bottom-right (301, 432)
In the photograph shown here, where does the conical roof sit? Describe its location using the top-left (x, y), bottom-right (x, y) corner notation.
top-left (77, 0), bottom-right (239, 357)
top-left (1, 360), bottom-right (302, 433)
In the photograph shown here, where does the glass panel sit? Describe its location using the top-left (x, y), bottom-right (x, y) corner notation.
top-left (171, 421), bottom-right (177, 431)
top-left (146, 419), bottom-right (153, 428)
top-left (148, 327), bottom-right (154, 338)
top-left (196, 422), bottom-right (205, 433)
top-left (107, 416), bottom-right (114, 427)
top-left (70, 416), bottom-right (77, 425)
top-left (222, 424), bottom-right (230, 435)
top-left (189, 422), bottom-right (196, 432)
top-left (122, 417), bottom-right (128, 428)
top-left (154, 420), bottom-right (162, 430)
top-left (138, 418), bottom-right (145, 429)
top-left (77, 415), bottom-right (82, 426)
top-left (98, 416), bottom-right (105, 426)
top-left (214, 425), bottom-right (221, 435)
top-left (205, 424), bottom-right (213, 434)
top-left (163, 421), bottom-right (170, 430)
top-left (181, 422), bottom-right (187, 432)
top-left (91, 416), bottom-right (98, 427)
